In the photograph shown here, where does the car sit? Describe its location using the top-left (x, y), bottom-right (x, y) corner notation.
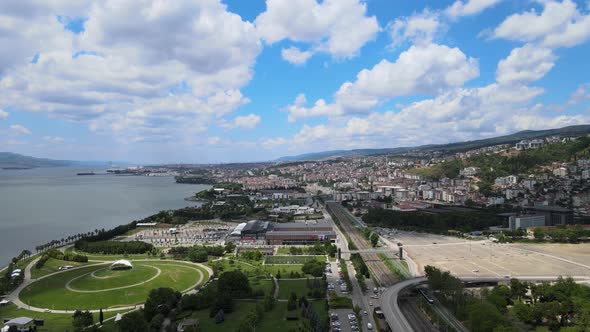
top-left (44, 309), bottom-right (51, 313)
top-left (367, 322), bottom-right (373, 330)
top-left (472, 269), bottom-right (479, 273)
top-left (369, 301), bottom-right (373, 306)
top-left (363, 310), bottom-right (368, 315)
top-left (331, 321), bottom-right (341, 327)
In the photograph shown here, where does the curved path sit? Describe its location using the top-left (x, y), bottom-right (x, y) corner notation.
top-left (7, 259), bottom-right (212, 314)
top-left (66, 265), bottom-right (162, 293)
top-left (382, 275), bottom-right (590, 332)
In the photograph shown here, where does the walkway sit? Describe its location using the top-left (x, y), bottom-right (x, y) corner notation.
top-left (6, 258), bottom-right (212, 314)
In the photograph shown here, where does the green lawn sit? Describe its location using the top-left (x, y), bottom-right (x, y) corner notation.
top-left (20, 261), bottom-right (209, 310)
top-left (31, 257), bottom-right (90, 279)
top-left (264, 255), bottom-right (325, 265)
top-left (278, 279), bottom-right (316, 299)
top-left (263, 264), bottom-right (308, 277)
top-left (0, 304), bottom-right (121, 332)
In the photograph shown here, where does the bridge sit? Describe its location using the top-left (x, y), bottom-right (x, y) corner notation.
top-left (382, 275), bottom-right (590, 332)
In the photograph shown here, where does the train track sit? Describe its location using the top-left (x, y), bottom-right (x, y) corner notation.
top-left (326, 202), bottom-right (398, 287)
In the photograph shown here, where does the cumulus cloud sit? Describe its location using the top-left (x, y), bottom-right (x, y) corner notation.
top-left (493, 0), bottom-right (590, 48)
top-left (10, 124), bottom-right (32, 135)
top-left (568, 83), bottom-right (590, 105)
top-left (496, 44), bottom-right (556, 84)
top-left (255, 0), bottom-right (379, 62)
top-left (446, 0), bottom-right (503, 19)
top-left (286, 43), bottom-right (479, 121)
top-left (222, 114), bottom-right (262, 130)
top-left (0, 109), bottom-right (8, 119)
top-left (273, 82), bottom-right (590, 152)
top-left (43, 136), bottom-right (65, 143)
top-left (0, 0), bottom-right (261, 143)
top-left (281, 47), bottom-right (314, 65)
top-left (388, 10), bottom-right (443, 47)
top-left (207, 136), bottom-right (221, 145)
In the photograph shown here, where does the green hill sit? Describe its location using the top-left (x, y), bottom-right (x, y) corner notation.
top-left (277, 125), bottom-right (590, 161)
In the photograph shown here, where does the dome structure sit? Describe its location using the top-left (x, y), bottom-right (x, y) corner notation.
top-left (110, 259), bottom-right (133, 270)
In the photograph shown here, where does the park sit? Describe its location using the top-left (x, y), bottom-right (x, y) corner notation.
top-left (19, 260), bottom-right (209, 311)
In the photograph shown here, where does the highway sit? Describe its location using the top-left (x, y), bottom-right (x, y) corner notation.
top-left (381, 275), bottom-right (590, 332)
top-left (326, 202), bottom-right (398, 286)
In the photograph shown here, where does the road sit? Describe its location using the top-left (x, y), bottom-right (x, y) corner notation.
top-left (381, 275), bottom-right (590, 332)
top-left (326, 202), bottom-right (398, 287)
top-left (323, 208), bottom-right (376, 332)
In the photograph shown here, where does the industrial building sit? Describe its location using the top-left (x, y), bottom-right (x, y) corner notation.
top-left (525, 205), bottom-right (574, 226)
top-left (508, 214), bottom-right (546, 231)
top-left (229, 220), bottom-right (336, 245)
top-left (265, 222), bottom-right (336, 245)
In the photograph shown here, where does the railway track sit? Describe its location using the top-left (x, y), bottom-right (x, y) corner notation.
top-left (326, 202), bottom-right (398, 286)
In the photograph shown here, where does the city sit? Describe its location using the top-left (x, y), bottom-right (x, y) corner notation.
top-left (1, 0), bottom-right (590, 331)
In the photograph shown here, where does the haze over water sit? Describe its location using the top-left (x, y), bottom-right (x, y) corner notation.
top-left (0, 167), bottom-right (208, 266)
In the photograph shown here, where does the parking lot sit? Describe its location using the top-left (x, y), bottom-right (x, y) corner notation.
top-left (382, 231), bottom-right (590, 278)
top-left (132, 221), bottom-right (233, 247)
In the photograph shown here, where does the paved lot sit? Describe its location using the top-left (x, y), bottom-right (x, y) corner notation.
top-left (385, 231), bottom-right (590, 278)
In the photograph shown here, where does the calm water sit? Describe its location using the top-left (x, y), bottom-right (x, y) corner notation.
top-left (0, 167), bottom-right (209, 266)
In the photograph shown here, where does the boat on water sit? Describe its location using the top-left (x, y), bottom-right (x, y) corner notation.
top-left (76, 172), bottom-right (96, 176)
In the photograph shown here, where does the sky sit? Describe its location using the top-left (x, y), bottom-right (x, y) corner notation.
top-left (1, 0), bottom-right (590, 164)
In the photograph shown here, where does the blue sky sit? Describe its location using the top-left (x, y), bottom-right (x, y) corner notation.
top-left (0, 0), bottom-right (589, 163)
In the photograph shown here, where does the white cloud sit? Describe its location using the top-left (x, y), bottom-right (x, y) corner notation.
top-left (286, 43), bottom-right (479, 121)
top-left (568, 83), bottom-right (590, 105)
top-left (281, 47), bottom-right (313, 65)
top-left (43, 136), bottom-right (64, 143)
top-left (255, 0), bottom-right (379, 61)
top-left (0, 0), bottom-right (261, 144)
top-left (207, 136), bottom-right (221, 145)
top-left (496, 44), bottom-right (556, 84)
top-left (0, 109), bottom-right (8, 119)
top-left (493, 0), bottom-right (590, 48)
top-left (274, 82), bottom-right (590, 152)
top-left (388, 10), bottom-right (443, 47)
top-left (10, 124), bottom-right (31, 135)
top-left (225, 114), bottom-right (261, 130)
top-left (445, 0), bottom-right (502, 19)
top-left (262, 137), bottom-right (287, 149)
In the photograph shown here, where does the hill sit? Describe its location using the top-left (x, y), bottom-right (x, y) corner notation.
top-left (0, 152), bottom-right (95, 169)
top-left (277, 125), bottom-right (590, 161)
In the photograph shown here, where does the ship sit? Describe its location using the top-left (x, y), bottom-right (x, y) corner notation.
top-left (76, 172), bottom-right (96, 176)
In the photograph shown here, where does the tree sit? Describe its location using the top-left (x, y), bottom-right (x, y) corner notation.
top-left (370, 233), bottom-right (379, 247)
top-left (214, 309), bottom-right (225, 324)
top-left (188, 248), bottom-right (208, 263)
top-left (287, 292), bottom-right (298, 311)
top-left (217, 270), bottom-right (252, 298)
top-left (224, 241), bottom-right (236, 253)
top-left (72, 310), bottom-right (94, 332)
top-left (144, 287), bottom-right (181, 321)
top-left (118, 310), bottom-right (148, 332)
top-left (301, 260), bottom-right (324, 277)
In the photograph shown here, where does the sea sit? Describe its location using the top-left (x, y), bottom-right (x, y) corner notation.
top-left (0, 167), bottom-right (209, 267)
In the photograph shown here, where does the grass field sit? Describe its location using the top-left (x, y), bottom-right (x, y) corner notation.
top-left (20, 261), bottom-right (208, 310)
top-left (31, 258), bottom-right (90, 279)
top-left (264, 255), bottom-right (325, 265)
top-left (277, 279), bottom-right (323, 299)
top-left (187, 300), bottom-right (327, 332)
top-left (0, 304), bottom-right (121, 332)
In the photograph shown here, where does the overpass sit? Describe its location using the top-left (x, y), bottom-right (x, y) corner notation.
top-left (381, 275), bottom-right (590, 332)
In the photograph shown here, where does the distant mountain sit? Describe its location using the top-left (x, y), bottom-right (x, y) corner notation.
top-left (0, 152), bottom-right (104, 169)
top-left (277, 125), bottom-right (590, 161)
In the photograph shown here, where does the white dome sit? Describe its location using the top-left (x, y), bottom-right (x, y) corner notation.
top-left (110, 259), bottom-right (133, 270)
